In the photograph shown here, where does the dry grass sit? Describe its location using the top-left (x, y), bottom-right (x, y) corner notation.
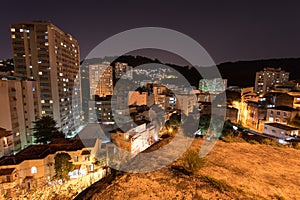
top-left (87, 138), bottom-right (300, 200)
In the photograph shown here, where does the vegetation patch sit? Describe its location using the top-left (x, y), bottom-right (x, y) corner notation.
top-left (201, 175), bottom-right (234, 193)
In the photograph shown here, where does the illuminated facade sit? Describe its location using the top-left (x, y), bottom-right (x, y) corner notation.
top-left (0, 78), bottom-right (40, 150)
top-left (114, 62), bottom-right (133, 80)
top-left (255, 67), bottom-right (289, 93)
top-left (110, 123), bottom-right (156, 156)
top-left (10, 21), bottom-right (82, 135)
top-left (89, 62), bottom-right (113, 98)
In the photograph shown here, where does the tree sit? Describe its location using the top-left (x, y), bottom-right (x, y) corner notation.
top-left (222, 120), bottom-right (234, 136)
top-left (54, 153), bottom-right (74, 181)
top-left (198, 114), bottom-right (211, 135)
top-left (32, 116), bottom-right (65, 144)
top-left (182, 149), bottom-right (205, 175)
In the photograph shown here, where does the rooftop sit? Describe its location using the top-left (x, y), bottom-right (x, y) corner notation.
top-left (268, 106), bottom-right (297, 112)
top-left (265, 123), bottom-right (299, 131)
top-left (0, 168), bottom-right (15, 176)
top-left (0, 139), bottom-right (91, 166)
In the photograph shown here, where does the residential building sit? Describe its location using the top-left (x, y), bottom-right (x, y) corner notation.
top-left (264, 123), bottom-right (299, 138)
top-left (245, 101), bottom-right (266, 132)
top-left (10, 21), bottom-right (82, 135)
top-left (0, 129), bottom-right (14, 157)
top-left (241, 87), bottom-right (258, 102)
top-left (114, 62), bottom-right (133, 80)
top-left (93, 95), bottom-right (115, 125)
top-left (0, 138), bottom-right (108, 195)
top-left (225, 107), bottom-right (238, 124)
top-left (266, 106), bottom-right (298, 125)
top-left (110, 123), bottom-right (156, 156)
top-left (255, 67), bottom-right (289, 93)
top-left (0, 78), bottom-right (40, 150)
top-left (176, 93), bottom-right (197, 116)
top-left (89, 62), bottom-right (113, 98)
top-left (128, 91), bottom-right (154, 107)
top-left (0, 59), bottom-right (13, 73)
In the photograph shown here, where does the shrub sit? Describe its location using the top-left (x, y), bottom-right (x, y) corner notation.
top-left (261, 138), bottom-right (278, 146)
top-left (182, 149), bottom-right (205, 175)
top-left (248, 140), bottom-right (259, 144)
top-left (292, 142), bottom-right (300, 150)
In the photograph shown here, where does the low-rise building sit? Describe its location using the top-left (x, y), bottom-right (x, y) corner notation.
top-left (266, 106), bottom-right (298, 124)
top-left (264, 123), bottom-right (299, 138)
top-left (110, 123), bottom-right (156, 156)
top-left (0, 138), bottom-right (107, 195)
top-left (128, 91), bottom-right (154, 107)
top-left (245, 101), bottom-right (266, 132)
top-left (0, 129), bottom-right (14, 157)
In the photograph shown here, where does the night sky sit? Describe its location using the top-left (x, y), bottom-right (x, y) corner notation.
top-left (1, 0), bottom-right (300, 64)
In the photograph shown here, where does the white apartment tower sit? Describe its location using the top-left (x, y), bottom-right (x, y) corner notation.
top-left (10, 21), bottom-right (82, 135)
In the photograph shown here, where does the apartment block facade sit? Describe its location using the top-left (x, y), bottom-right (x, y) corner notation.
top-left (255, 67), bottom-right (289, 93)
top-left (0, 78), bottom-right (40, 150)
top-left (10, 21), bottom-right (82, 135)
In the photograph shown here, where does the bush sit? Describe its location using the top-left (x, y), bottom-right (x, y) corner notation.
top-left (292, 142), bottom-right (300, 150)
top-left (182, 149), bottom-right (205, 175)
top-left (248, 140), bottom-right (259, 144)
top-left (221, 134), bottom-right (245, 143)
top-left (261, 138), bottom-right (278, 146)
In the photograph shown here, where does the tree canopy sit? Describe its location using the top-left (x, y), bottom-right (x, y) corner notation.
top-left (32, 115), bottom-right (65, 144)
top-left (54, 152), bottom-right (74, 181)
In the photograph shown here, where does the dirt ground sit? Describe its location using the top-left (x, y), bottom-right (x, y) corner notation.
top-left (85, 138), bottom-right (300, 200)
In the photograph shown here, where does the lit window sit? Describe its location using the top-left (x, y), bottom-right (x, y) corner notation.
top-left (61, 98), bottom-right (64, 102)
top-left (41, 100), bottom-right (45, 104)
top-left (39, 72), bottom-right (43, 75)
top-left (268, 117), bottom-right (274, 122)
top-left (31, 166), bottom-right (37, 174)
top-left (74, 156), bottom-right (78, 162)
top-left (38, 61), bottom-right (42, 64)
top-left (59, 73), bottom-right (63, 76)
top-left (45, 42), bottom-right (49, 46)
top-left (50, 100), bottom-right (53, 104)
top-left (11, 28), bottom-right (15, 32)
top-left (11, 35), bottom-right (16, 39)
top-left (29, 65), bottom-right (32, 69)
top-left (41, 110), bottom-right (46, 114)
top-left (60, 42), bottom-right (63, 46)
top-left (16, 132), bottom-right (20, 136)
top-left (45, 36), bottom-right (48, 40)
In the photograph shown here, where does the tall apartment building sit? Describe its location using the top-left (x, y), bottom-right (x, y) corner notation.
top-left (255, 67), bottom-right (289, 93)
top-left (0, 78), bottom-right (40, 150)
top-left (10, 21), bottom-right (82, 135)
top-left (114, 62), bottom-right (133, 80)
top-left (89, 62), bottom-right (113, 98)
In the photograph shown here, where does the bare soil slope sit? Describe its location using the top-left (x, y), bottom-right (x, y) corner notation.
top-left (85, 139), bottom-right (300, 200)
